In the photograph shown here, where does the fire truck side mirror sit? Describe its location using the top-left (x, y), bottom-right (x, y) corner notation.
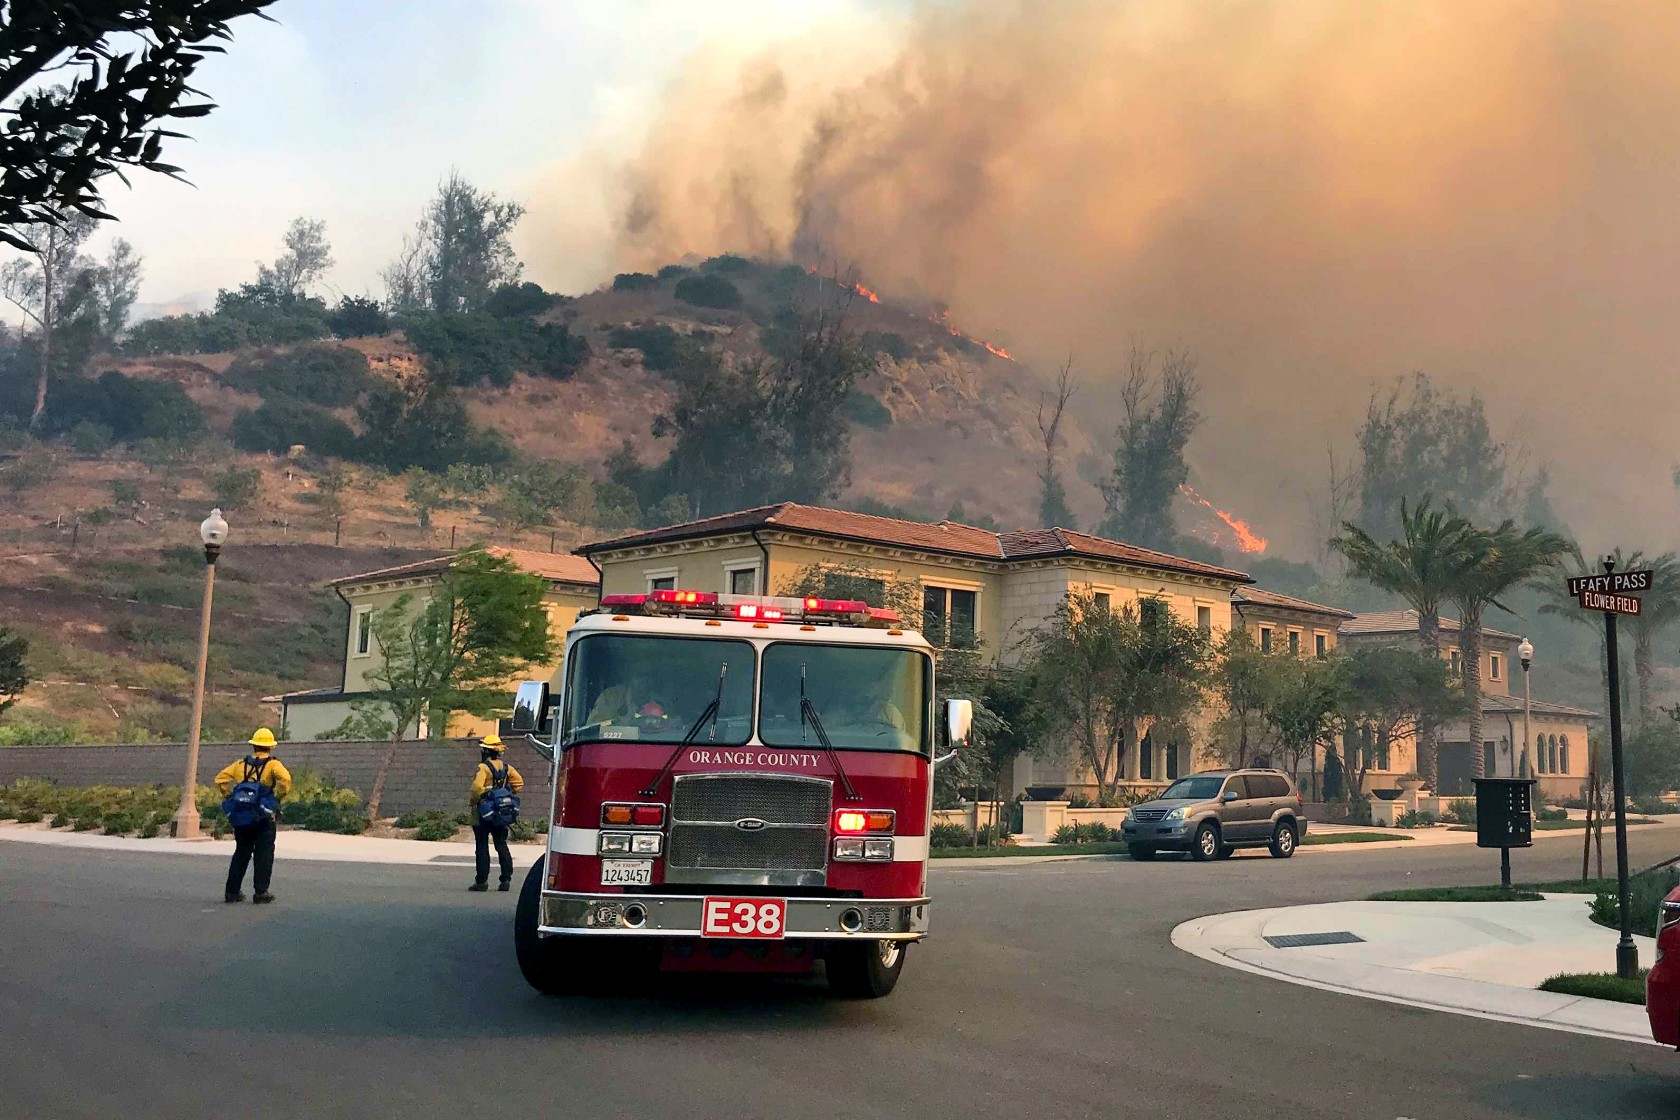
top-left (512, 680), bottom-right (550, 734)
top-left (944, 699), bottom-right (974, 750)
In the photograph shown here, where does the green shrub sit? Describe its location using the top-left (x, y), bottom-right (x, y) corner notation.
top-left (101, 808), bottom-right (143, 835)
top-left (394, 808), bottom-right (468, 830)
top-left (1065, 791), bottom-right (1095, 809)
top-left (701, 253), bottom-right (755, 273)
top-left (929, 822), bottom-right (973, 849)
top-left (484, 282), bottom-right (559, 319)
top-left (15, 809), bottom-right (43, 824)
top-left (608, 324), bottom-right (695, 373)
top-left (656, 264), bottom-right (691, 281)
top-left (280, 767), bottom-right (366, 834)
top-left (509, 815), bottom-right (549, 843)
top-left (64, 420), bottom-right (115, 454)
top-left (1536, 805), bottom-right (1569, 822)
top-left (211, 465), bottom-right (262, 510)
top-left (223, 344), bottom-right (371, 407)
top-left (1448, 798), bottom-right (1477, 827)
top-left (41, 371), bottom-right (204, 444)
top-left (231, 398), bottom-right (356, 458)
top-left (1590, 867), bottom-right (1680, 937)
top-left (0, 714), bottom-right (82, 745)
top-left (1052, 824), bottom-right (1080, 844)
top-left (842, 389), bottom-right (892, 430)
top-left (1633, 796), bottom-right (1680, 815)
top-left (611, 272), bottom-right (657, 292)
top-left (329, 295), bottom-right (390, 339)
top-left (411, 817), bottom-right (460, 841)
top-left (1075, 821), bottom-right (1112, 843)
top-left (673, 274), bottom-right (742, 310)
top-left (1397, 810), bottom-right (1437, 829)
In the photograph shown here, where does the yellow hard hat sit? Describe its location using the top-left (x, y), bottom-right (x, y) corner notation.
top-left (480, 733), bottom-right (505, 752)
top-left (248, 728), bottom-right (278, 750)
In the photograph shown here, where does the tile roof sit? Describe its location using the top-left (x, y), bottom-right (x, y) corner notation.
top-left (331, 546), bottom-right (599, 589)
top-left (1339, 609), bottom-right (1520, 642)
top-left (580, 503), bottom-right (1252, 583)
top-left (1478, 694), bottom-right (1596, 719)
top-left (1231, 586), bottom-right (1355, 619)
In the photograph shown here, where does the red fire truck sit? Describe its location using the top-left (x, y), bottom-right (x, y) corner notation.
top-left (508, 589), bottom-right (972, 998)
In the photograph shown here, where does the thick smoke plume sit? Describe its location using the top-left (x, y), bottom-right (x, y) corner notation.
top-left (607, 0), bottom-right (1680, 552)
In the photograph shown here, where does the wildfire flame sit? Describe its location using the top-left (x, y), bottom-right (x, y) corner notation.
top-left (931, 309), bottom-right (1014, 360)
top-left (1180, 485), bottom-right (1268, 553)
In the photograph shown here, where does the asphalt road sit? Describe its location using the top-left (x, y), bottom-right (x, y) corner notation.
top-left (3, 832), bottom-right (1678, 1120)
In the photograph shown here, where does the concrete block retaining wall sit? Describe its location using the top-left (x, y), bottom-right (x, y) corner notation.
top-left (0, 739), bottom-right (556, 820)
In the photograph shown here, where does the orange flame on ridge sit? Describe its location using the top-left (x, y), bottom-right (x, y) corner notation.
top-left (1179, 485), bottom-right (1268, 553)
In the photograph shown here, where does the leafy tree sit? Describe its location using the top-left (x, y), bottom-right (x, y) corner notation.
top-left (1332, 497), bottom-right (1479, 789)
top-left (1206, 628), bottom-right (1285, 769)
top-left (402, 468), bottom-right (446, 531)
top-left (1036, 358), bottom-right (1077, 529)
top-left (484, 281), bottom-right (557, 319)
top-left (94, 237), bottom-right (142, 338)
top-left (611, 272), bottom-right (657, 292)
top-left (42, 369), bottom-right (204, 443)
top-left (400, 311), bottom-right (587, 388)
top-left (651, 304), bottom-right (870, 514)
top-left (609, 323), bottom-right (696, 373)
top-left (354, 380), bottom-right (508, 473)
top-left (0, 212), bottom-right (100, 428)
top-left (1331, 645), bottom-right (1463, 803)
top-left (1625, 720), bottom-right (1680, 800)
top-left (0, 627), bottom-right (28, 713)
top-left (327, 295), bottom-right (389, 339)
top-left (256, 216), bottom-right (332, 297)
top-left (1261, 653), bottom-right (1345, 797)
top-left (316, 463), bottom-right (351, 520)
top-left (1355, 372), bottom-right (1523, 539)
top-left (1099, 344), bottom-right (1200, 549)
top-left (1449, 520), bottom-right (1569, 777)
top-left (1025, 590), bottom-right (1210, 799)
top-left (1628, 553), bottom-right (1680, 725)
top-left (211, 281), bottom-right (330, 344)
top-left (0, 1), bottom-right (276, 252)
top-left (347, 549), bottom-right (555, 819)
top-left (384, 170), bottom-right (524, 313)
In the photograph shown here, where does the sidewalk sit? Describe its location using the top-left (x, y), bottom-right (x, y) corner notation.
top-left (1173, 896), bottom-right (1659, 1045)
top-left (0, 820), bottom-right (542, 868)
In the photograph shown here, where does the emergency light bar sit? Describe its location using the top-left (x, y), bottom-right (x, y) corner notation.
top-left (599, 591), bottom-right (900, 627)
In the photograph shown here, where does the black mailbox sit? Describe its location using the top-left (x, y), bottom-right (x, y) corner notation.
top-left (1474, 777), bottom-right (1536, 849)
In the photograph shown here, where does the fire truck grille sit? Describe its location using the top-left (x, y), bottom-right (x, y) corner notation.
top-left (666, 773), bottom-right (833, 880)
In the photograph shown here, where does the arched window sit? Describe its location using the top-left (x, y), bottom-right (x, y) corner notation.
top-left (1548, 735), bottom-right (1560, 774)
top-left (1536, 734), bottom-right (1547, 773)
top-left (1559, 734), bottom-right (1570, 774)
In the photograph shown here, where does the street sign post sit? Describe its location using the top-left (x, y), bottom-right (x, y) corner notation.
top-left (1571, 560), bottom-right (1647, 978)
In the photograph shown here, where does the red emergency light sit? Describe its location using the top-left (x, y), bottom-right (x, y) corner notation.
top-left (596, 590), bottom-right (900, 628)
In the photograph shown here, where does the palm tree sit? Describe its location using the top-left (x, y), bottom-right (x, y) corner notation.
top-left (1332, 498), bottom-right (1478, 788)
top-left (1630, 553), bottom-right (1680, 724)
top-left (1450, 521), bottom-right (1570, 779)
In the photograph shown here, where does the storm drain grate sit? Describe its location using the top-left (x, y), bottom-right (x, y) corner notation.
top-left (1263, 931), bottom-right (1366, 949)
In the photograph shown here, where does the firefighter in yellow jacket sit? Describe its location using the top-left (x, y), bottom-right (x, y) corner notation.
top-left (468, 734), bottom-right (523, 892)
top-left (214, 728), bottom-right (293, 904)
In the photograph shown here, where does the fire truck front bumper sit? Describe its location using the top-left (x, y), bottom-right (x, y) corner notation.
top-left (540, 892), bottom-right (930, 941)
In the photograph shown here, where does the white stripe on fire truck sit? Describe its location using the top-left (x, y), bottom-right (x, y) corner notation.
top-left (548, 826), bottom-right (931, 862)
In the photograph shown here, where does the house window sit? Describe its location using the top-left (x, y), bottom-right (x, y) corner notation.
top-left (1314, 633), bottom-right (1328, 659)
top-left (1376, 728), bottom-right (1391, 771)
top-left (1139, 597), bottom-right (1168, 630)
top-left (1489, 653), bottom-right (1502, 681)
top-left (1139, 732), bottom-right (1153, 780)
top-left (1092, 592), bottom-right (1112, 614)
top-left (645, 568), bottom-right (678, 592)
top-left (1288, 630), bottom-right (1301, 656)
top-left (1560, 734), bottom-right (1570, 774)
top-left (1259, 626), bottom-right (1274, 653)
top-left (1450, 650), bottom-right (1462, 675)
top-left (725, 564), bottom-right (760, 596)
top-left (353, 608), bottom-right (372, 657)
top-left (1549, 734), bottom-right (1560, 774)
top-left (1196, 605), bottom-right (1212, 635)
top-left (923, 585), bottom-right (978, 647)
top-left (1535, 734), bottom-right (1547, 773)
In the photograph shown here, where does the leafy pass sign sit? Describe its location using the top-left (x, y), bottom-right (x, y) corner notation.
top-left (1570, 569), bottom-right (1651, 617)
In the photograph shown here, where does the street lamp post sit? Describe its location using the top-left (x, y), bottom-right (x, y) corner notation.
top-left (171, 509), bottom-right (229, 839)
top-left (1518, 637), bottom-right (1534, 779)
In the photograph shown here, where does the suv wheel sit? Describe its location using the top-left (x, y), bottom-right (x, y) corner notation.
top-left (1191, 822), bottom-right (1221, 862)
top-left (1269, 820), bottom-right (1297, 859)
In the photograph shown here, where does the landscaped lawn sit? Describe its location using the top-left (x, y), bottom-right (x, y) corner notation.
top-left (1538, 969), bottom-right (1648, 1005)
top-left (930, 842), bottom-right (1130, 859)
top-left (1369, 885), bottom-right (1545, 902)
top-left (1302, 832), bottom-right (1413, 846)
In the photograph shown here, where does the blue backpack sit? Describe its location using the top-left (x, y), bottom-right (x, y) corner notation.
top-left (222, 756), bottom-right (280, 829)
top-left (476, 760), bottom-right (520, 827)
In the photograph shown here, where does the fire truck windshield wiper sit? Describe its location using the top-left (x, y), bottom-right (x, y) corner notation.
top-left (639, 663), bottom-right (727, 797)
top-left (801, 665), bottom-right (861, 802)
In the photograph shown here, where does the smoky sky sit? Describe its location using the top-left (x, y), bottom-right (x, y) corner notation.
top-left (602, 0), bottom-right (1680, 554)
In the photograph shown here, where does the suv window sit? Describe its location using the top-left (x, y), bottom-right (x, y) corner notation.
top-left (1251, 774), bottom-right (1290, 798)
top-left (1223, 776), bottom-right (1252, 799)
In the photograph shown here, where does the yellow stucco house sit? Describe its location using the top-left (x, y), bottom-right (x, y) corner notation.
top-left (272, 547), bottom-right (600, 740)
top-left (576, 502), bottom-right (1348, 796)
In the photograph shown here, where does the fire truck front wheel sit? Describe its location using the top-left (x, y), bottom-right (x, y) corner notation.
top-left (515, 859), bottom-right (574, 994)
top-left (826, 938), bottom-right (906, 998)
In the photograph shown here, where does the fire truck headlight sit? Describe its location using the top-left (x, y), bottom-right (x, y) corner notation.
top-left (863, 839), bottom-right (894, 861)
top-left (599, 833), bottom-right (633, 855)
top-left (833, 837), bottom-right (866, 861)
top-left (630, 832), bottom-right (663, 856)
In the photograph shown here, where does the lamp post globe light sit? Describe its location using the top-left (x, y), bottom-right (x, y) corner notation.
top-left (1518, 637), bottom-right (1534, 780)
top-left (171, 509), bottom-right (229, 839)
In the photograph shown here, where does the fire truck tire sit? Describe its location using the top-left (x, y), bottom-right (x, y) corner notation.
top-left (826, 939), bottom-right (906, 998)
top-left (515, 859), bottom-right (574, 995)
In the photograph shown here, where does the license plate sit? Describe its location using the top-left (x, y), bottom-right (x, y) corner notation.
top-left (601, 860), bottom-right (653, 886)
top-left (701, 897), bottom-right (787, 939)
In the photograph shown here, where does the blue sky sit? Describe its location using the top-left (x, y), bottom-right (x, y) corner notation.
top-left (97, 0), bottom-right (878, 313)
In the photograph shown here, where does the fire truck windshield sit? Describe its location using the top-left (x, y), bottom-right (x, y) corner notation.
top-left (759, 643), bottom-right (930, 755)
top-left (563, 635), bottom-right (756, 746)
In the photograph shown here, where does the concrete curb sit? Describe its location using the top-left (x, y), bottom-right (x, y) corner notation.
top-left (0, 822), bottom-right (542, 868)
top-left (1172, 900), bottom-right (1660, 1047)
